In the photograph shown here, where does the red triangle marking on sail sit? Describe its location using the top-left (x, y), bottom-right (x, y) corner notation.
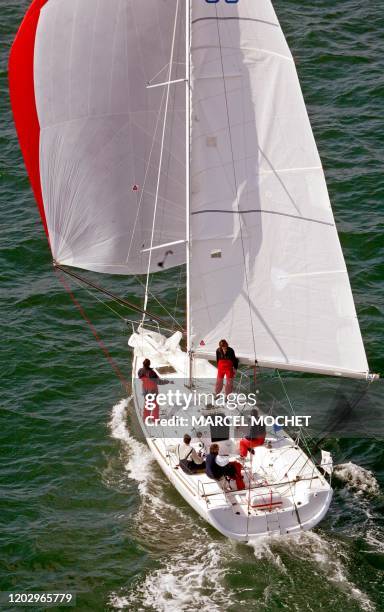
top-left (132, 184), bottom-right (139, 192)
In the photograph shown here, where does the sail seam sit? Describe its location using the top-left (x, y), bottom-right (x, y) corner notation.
top-left (192, 44), bottom-right (292, 62)
top-left (191, 158), bottom-right (322, 179)
top-left (191, 209), bottom-right (335, 227)
top-left (192, 17), bottom-right (279, 28)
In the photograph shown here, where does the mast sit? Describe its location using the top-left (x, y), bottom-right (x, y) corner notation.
top-left (185, 0), bottom-right (192, 385)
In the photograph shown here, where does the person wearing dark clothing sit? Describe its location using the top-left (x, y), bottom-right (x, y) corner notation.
top-left (239, 408), bottom-right (266, 457)
top-left (215, 339), bottom-right (239, 395)
top-left (138, 358), bottom-right (171, 421)
top-left (138, 359), bottom-right (169, 391)
top-left (205, 443), bottom-right (245, 490)
top-left (205, 450), bottom-right (225, 480)
top-left (216, 343), bottom-right (239, 370)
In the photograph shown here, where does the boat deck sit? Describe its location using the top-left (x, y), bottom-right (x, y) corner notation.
top-left (128, 327), bottom-right (332, 539)
top-left (151, 430), bottom-right (324, 519)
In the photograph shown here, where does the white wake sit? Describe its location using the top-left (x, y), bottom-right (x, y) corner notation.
top-left (108, 400), bottom-right (378, 611)
top-left (334, 462), bottom-right (380, 496)
top-left (108, 398), bottom-right (236, 612)
top-left (249, 528), bottom-right (375, 610)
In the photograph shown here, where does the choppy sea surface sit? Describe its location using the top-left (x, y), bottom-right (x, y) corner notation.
top-left (1, 1), bottom-right (383, 611)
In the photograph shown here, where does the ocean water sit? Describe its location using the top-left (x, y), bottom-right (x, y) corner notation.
top-left (1, 1), bottom-right (383, 611)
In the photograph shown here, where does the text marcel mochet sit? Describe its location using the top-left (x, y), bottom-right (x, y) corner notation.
top-left (143, 390), bottom-right (311, 427)
top-left (144, 414), bottom-right (311, 427)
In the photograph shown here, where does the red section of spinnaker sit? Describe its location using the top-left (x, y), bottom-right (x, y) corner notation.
top-left (8, 0), bottom-right (49, 238)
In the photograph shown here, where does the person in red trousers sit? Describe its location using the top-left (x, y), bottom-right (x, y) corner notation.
top-left (138, 358), bottom-right (172, 421)
top-left (215, 339), bottom-right (239, 396)
top-left (205, 443), bottom-right (245, 490)
top-left (239, 408), bottom-right (266, 457)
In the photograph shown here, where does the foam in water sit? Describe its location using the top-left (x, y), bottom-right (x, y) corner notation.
top-left (109, 397), bottom-right (156, 498)
top-left (334, 462), bottom-right (380, 496)
top-left (108, 399), bottom-right (236, 611)
top-left (109, 397), bottom-right (132, 444)
top-left (248, 530), bottom-right (375, 611)
top-left (249, 462), bottom-right (380, 610)
top-left (364, 529), bottom-right (384, 554)
top-left (111, 542), bottom-right (235, 612)
top-left (248, 534), bottom-right (288, 573)
top-left (333, 463), bottom-right (383, 558)
top-left (109, 401), bottom-right (377, 612)
top-left (110, 399), bottom-right (189, 526)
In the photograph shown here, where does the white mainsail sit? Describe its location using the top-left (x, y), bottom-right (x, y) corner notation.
top-left (33, 0), bottom-right (186, 274)
top-left (188, 0), bottom-right (369, 378)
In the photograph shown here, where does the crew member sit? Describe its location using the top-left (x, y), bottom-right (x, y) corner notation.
top-left (138, 358), bottom-right (172, 421)
top-left (239, 408), bottom-right (266, 457)
top-left (215, 339), bottom-right (239, 396)
top-left (168, 434), bottom-right (206, 473)
top-left (205, 443), bottom-right (245, 490)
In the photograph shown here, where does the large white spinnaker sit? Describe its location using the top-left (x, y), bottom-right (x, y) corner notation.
top-left (10, 0), bottom-right (186, 275)
top-left (188, 0), bottom-right (369, 379)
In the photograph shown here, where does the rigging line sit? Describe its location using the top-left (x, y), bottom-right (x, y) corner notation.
top-left (172, 266), bottom-right (185, 330)
top-left (214, 8), bottom-right (257, 362)
top-left (142, 0), bottom-right (181, 322)
top-left (287, 477), bottom-right (303, 530)
top-left (276, 370), bottom-right (314, 459)
top-left (311, 379), bottom-right (372, 453)
top-left (154, 10), bottom-right (184, 266)
top-left (54, 267), bottom-right (129, 387)
top-left (246, 452), bottom-right (253, 538)
top-left (64, 270), bottom-right (127, 322)
top-left (54, 263), bottom-right (184, 332)
top-left (133, 274), bottom-right (182, 328)
top-left (147, 61), bottom-right (171, 85)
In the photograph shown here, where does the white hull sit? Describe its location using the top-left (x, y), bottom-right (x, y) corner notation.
top-left (128, 327), bottom-right (332, 542)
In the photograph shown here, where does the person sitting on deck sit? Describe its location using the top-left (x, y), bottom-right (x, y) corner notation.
top-left (239, 408), bottom-right (266, 458)
top-left (169, 434), bottom-right (206, 474)
top-left (138, 358), bottom-right (172, 421)
top-left (205, 443), bottom-right (245, 490)
top-left (215, 339), bottom-right (239, 396)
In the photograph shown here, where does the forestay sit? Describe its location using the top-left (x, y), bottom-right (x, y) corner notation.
top-left (188, 0), bottom-right (369, 378)
top-left (10, 0), bottom-right (186, 275)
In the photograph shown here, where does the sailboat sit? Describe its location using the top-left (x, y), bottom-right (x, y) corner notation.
top-left (9, 0), bottom-right (378, 541)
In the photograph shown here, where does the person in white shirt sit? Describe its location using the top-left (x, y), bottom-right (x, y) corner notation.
top-left (169, 434), bottom-right (206, 473)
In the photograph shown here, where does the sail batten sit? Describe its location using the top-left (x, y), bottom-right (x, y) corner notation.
top-left (188, 0), bottom-right (369, 378)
